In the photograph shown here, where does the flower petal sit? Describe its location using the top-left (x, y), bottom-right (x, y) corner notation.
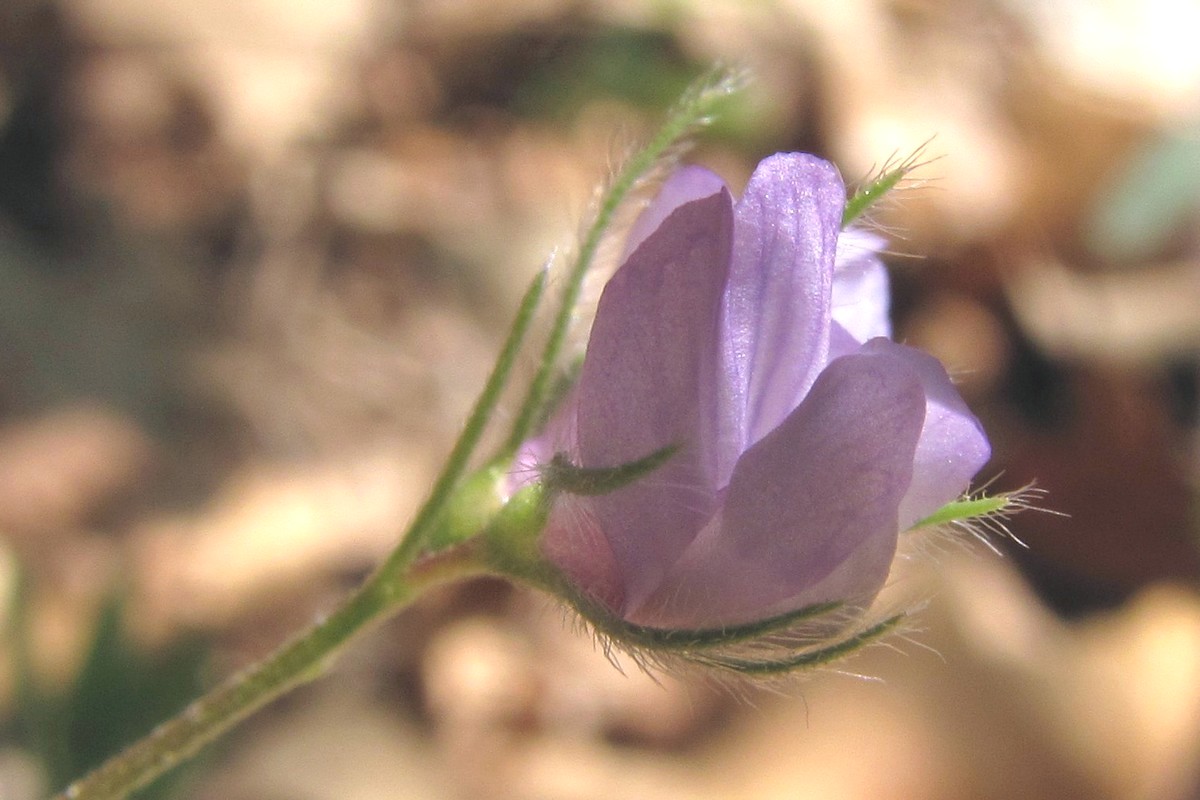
top-left (540, 494), bottom-right (626, 612)
top-left (826, 321), bottom-right (863, 362)
top-left (857, 339), bottom-right (992, 528)
top-left (629, 350), bottom-right (927, 628)
top-left (572, 189), bottom-right (734, 612)
top-left (720, 154), bottom-right (846, 478)
top-left (833, 228), bottom-right (892, 342)
top-left (622, 166), bottom-right (728, 260)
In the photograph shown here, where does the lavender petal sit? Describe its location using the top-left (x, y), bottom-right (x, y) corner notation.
top-left (573, 190), bottom-right (734, 612)
top-left (630, 350), bottom-right (926, 628)
top-left (720, 154), bottom-right (846, 478)
top-left (857, 339), bottom-right (992, 529)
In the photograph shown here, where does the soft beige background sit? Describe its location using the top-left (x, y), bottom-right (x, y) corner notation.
top-left (1, 0), bottom-right (1199, 798)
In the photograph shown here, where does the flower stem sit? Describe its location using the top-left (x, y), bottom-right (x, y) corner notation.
top-left (386, 265), bottom-right (547, 569)
top-left (48, 256), bottom-right (549, 800)
top-left (49, 546), bottom-right (483, 800)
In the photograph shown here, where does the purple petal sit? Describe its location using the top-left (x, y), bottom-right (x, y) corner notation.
top-left (858, 339), bottom-right (991, 528)
top-left (628, 350), bottom-right (927, 628)
top-left (826, 321), bottom-right (863, 362)
top-left (719, 154), bottom-right (846, 479)
top-left (622, 166), bottom-right (728, 260)
top-left (833, 228), bottom-right (892, 343)
top-left (540, 495), bottom-right (626, 612)
top-left (573, 190), bottom-right (734, 612)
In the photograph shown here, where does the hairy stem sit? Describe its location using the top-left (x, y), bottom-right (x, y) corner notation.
top-left (50, 547), bottom-right (481, 800)
top-left (386, 265), bottom-right (546, 569)
top-left (48, 257), bottom-right (548, 800)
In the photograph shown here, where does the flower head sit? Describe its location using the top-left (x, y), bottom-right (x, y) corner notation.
top-left (522, 153), bottom-right (990, 634)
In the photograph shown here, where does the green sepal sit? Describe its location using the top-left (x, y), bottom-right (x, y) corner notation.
top-left (842, 146), bottom-right (930, 227)
top-left (503, 67), bottom-right (745, 455)
top-left (542, 444), bottom-right (677, 497)
top-left (422, 463), bottom-right (510, 553)
top-left (478, 482), bottom-right (555, 588)
top-left (910, 493), bottom-right (1011, 530)
top-left (695, 614), bottom-right (904, 675)
top-left (579, 597), bottom-right (844, 653)
top-left (387, 266), bottom-right (547, 569)
top-left (842, 169), bottom-right (903, 227)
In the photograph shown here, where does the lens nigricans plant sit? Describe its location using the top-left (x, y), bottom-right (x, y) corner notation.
top-left (53, 71), bottom-right (1019, 800)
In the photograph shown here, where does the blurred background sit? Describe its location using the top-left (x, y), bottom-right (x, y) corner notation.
top-left (1, 0), bottom-right (1200, 798)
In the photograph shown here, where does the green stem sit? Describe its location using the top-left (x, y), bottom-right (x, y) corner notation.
top-left (50, 546), bottom-right (483, 800)
top-left (47, 211), bottom-right (547, 800)
top-left (385, 266), bottom-right (546, 570)
top-left (48, 261), bottom-right (547, 800)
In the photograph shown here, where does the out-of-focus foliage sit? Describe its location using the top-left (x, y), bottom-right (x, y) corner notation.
top-left (1086, 123), bottom-right (1200, 261)
top-left (5, 578), bottom-right (208, 799)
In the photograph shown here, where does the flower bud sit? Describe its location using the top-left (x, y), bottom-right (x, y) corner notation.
top-left (510, 153), bottom-right (991, 673)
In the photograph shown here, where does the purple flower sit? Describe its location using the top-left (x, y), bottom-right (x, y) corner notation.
top-left (528, 153), bottom-right (990, 630)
